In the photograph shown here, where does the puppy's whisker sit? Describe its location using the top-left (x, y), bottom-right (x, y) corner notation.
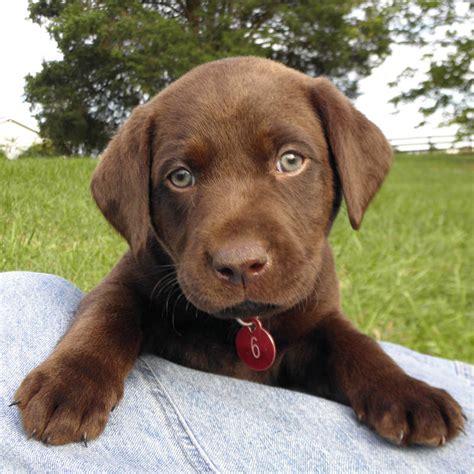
top-left (150, 271), bottom-right (177, 300)
top-left (155, 279), bottom-right (178, 301)
top-left (162, 287), bottom-right (177, 317)
top-left (182, 288), bottom-right (206, 317)
top-left (169, 288), bottom-right (186, 336)
top-left (164, 283), bottom-right (181, 323)
top-left (155, 277), bottom-right (181, 323)
top-left (153, 274), bottom-right (179, 301)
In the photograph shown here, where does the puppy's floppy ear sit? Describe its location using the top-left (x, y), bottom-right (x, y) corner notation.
top-left (91, 104), bottom-right (155, 255)
top-left (312, 78), bottom-right (393, 229)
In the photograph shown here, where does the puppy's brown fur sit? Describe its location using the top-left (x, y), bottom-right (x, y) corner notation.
top-left (15, 57), bottom-right (464, 447)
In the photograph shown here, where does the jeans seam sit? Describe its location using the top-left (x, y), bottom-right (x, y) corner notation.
top-left (140, 357), bottom-right (220, 474)
top-left (454, 361), bottom-right (474, 384)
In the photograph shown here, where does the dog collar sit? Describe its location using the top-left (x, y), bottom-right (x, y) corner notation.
top-left (236, 318), bottom-right (276, 371)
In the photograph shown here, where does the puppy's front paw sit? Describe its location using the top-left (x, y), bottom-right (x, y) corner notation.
top-left (13, 355), bottom-right (123, 446)
top-left (352, 376), bottom-right (465, 446)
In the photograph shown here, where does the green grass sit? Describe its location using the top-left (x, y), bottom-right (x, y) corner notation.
top-left (0, 158), bottom-right (127, 289)
top-left (1, 154), bottom-right (473, 362)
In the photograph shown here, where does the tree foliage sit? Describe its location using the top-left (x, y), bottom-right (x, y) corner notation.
top-left (26, 0), bottom-right (463, 154)
top-left (390, 9), bottom-right (473, 138)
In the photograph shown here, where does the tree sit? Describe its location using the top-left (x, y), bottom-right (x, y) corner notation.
top-left (25, 0), bottom-right (461, 154)
top-left (390, 25), bottom-right (473, 139)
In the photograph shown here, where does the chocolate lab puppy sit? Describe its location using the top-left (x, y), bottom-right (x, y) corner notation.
top-left (14, 57), bottom-right (464, 446)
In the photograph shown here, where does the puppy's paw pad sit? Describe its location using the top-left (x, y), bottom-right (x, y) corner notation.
top-left (352, 377), bottom-right (465, 447)
top-left (14, 358), bottom-right (122, 446)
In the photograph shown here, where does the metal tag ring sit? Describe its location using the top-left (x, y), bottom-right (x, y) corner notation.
top-left (236, 318), bottom-right (257, 332)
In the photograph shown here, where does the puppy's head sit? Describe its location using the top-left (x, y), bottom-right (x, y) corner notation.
top-left (92, 57), bottom-right (392, 319)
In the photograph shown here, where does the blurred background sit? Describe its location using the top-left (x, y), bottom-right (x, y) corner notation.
top-left (1, 1), bottom-right (472, 361)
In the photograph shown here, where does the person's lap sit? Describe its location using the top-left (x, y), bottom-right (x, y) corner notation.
top-left (1, 272), bottom-right (472, 473)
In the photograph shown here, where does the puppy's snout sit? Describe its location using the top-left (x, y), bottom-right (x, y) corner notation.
top-left (212, 242), bottom-right (269, 288)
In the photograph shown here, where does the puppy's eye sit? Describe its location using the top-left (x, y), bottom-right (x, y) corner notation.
top-left (276, 152), bottom-right (304, 173)
top-left (168, 168), bottom-right (195, 189)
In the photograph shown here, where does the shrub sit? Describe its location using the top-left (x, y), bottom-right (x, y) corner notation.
top-left (18, 140), bottom-right (58, 158)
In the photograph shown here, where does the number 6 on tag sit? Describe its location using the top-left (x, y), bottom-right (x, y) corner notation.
top-left (236, 318), bottom-right (276, 371)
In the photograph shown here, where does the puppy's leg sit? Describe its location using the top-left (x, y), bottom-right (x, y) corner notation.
top-left (14, 263), bottom-right (143, 446)
top-left (281, 313), bottom-right (465, 446)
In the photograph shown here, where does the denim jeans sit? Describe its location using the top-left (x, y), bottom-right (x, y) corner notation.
top-left (1, 271), bottom-right (472, 473)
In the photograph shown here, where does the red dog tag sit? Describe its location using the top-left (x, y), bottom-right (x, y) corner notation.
top-left (236, 318), bottom-right (276, 371)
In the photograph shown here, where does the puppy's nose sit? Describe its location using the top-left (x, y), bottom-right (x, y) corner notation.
top-left (212, 242), bottom-right (268, 287)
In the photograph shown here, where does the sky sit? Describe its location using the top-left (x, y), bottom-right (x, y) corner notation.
top-left (0, 1), bottom-right (468, 143)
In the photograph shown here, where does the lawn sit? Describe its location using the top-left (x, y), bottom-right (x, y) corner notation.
top-left (1, 153), bottom-right (473, 362)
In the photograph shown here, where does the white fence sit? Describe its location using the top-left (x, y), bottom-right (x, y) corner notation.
top-left (389, 134), bottom-right (473, 153)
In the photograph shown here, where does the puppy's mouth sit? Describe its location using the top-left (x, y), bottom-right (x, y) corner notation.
top-left (213, 300), bottom-right (280, 320)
